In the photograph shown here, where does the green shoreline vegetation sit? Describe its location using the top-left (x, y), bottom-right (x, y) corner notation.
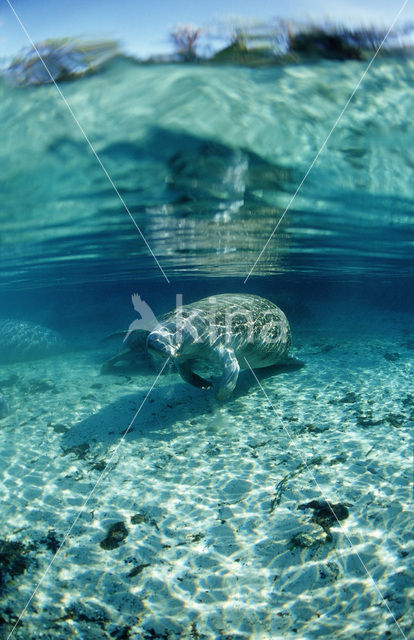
top-left (3, 17), bottom-right (414, 85)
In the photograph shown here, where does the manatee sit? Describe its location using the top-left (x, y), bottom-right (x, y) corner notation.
top-left (0, 319), bottom-right (66, 364)
top-left (103, 294), bottom-right (294, 400)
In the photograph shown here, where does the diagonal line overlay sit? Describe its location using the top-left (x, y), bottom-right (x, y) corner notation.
top-left (5, 357), bottom-right (170, 640)
top-left (244, 0), bottom-right (408, 283)
top-left (5, 0), bottom-right (170, 283)
top-left (245, 358), bottom-right (408, 640)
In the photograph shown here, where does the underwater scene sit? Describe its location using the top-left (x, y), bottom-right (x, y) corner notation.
top-left (0, 54), bottom-right (413, 640)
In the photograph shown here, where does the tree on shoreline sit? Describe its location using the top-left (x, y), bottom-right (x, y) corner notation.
top-left (171, 17), bottom-right (414, 65)
top-left (170, 25), bottom-right (202, 61)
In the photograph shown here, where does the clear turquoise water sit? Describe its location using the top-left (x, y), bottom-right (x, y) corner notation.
top-left (0, 58), bottom-right (412, 640)
top-left (0, 57), bottom-right (413, 287)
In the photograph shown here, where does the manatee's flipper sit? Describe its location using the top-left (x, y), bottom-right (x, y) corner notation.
top-left (215, 347), bottom-right (240, 401)
top-left (101, 347), bottom-right (132, 373)
top-left (176, 361), bottom-right (212, 390)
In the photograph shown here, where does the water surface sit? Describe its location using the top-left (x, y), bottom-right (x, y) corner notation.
top-left (0, 57), bottom-right (412, 640)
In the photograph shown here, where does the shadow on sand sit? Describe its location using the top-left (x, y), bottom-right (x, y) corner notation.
top-left (63, 360), bottom-right (305, 448)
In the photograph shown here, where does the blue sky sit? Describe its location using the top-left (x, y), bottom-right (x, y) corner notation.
top-left (0, 0), bottom-right (412, 61)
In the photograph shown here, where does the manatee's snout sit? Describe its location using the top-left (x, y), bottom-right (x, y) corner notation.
top-left (146, 332), bottom-right (178, 359)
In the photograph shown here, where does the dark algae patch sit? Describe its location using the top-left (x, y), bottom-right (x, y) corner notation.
top-left (128, 563), bottom-right (150, 578)
top-left (386, 413), bottom-right (406, 428)
top-left (289, 532), bottom-right (315, 550)
top-left (383, 351), bottom-right (400, 362)
top-left (61, 443), bottom-right (90, 459)
top-left (90, 459), bottom-right (107, 472)
top-left (100, 521), bottom-right (128, 550)
top-left (298, 500), bottom-right (351, 541)
top-left (356, 409), bottom-right (383, 428)
top-left (40, 529), bottom-right (61, 554)
top-left (50, 422), bottom-right (69, 433)
top-left (0, 539), bottom-right (30, 594)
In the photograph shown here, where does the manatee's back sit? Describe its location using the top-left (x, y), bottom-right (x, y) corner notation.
top-left (165, 294), bottom-right (291, 370)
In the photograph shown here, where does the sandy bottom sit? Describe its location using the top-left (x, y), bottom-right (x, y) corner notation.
top-left (0, 310), bottom-right (412, 640)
